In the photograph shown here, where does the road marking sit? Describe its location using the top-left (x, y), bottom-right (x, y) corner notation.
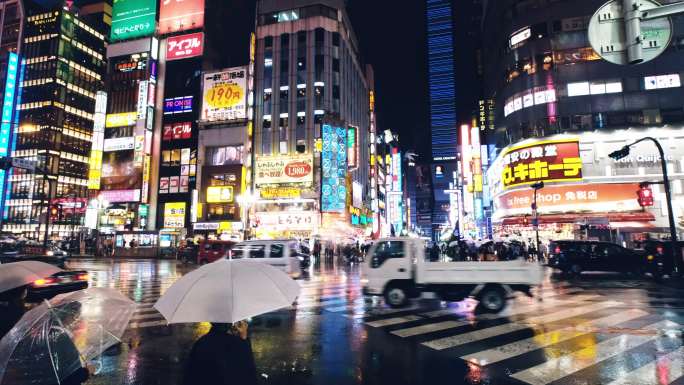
top-left (366, 315), bottom-right (424, 327)
top-left (605, 345), bottom-right (684, 385)
top-left (129, 312), bottom-right (162, 321)
top-left (510, 320), bottom-right (680, 385)
top-left (422, 301), bottom-right (622, 351)
top-left (461, 309), bottom-right (649, 365)
top-left (392, 320), bottom-right (470, 337)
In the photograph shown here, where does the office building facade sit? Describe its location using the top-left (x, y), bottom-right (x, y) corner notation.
top-left (253, 0), bottom-right (372, 239)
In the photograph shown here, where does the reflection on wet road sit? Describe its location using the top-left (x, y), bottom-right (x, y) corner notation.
top-left (66, 258), bottom-right (684, 385)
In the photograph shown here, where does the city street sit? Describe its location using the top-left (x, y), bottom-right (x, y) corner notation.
top-left (65, 258), bottom-right (684, 385)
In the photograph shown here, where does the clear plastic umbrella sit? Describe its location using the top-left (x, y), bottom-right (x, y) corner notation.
top-left (0, 288), bottom-right (135, 385)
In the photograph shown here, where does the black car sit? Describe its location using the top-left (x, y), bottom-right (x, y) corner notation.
top-left (548, 240), bottom-right (646, 275)
top-left (26, 269), bottom-right (89, 301)
top-left (637, 240), bottom-right (684, 279)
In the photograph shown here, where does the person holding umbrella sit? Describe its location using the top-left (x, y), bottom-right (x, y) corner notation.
top-left (154, 259), bottom-right (301, 385)
top-left (184, 321), bottom-right (257, 385)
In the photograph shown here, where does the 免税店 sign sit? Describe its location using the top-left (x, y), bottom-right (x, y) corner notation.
top-left (493, 182), bottom-right (643, 219)
top-left (255, 154), bottom-right (313, 186)
top-left (166, 32), bottom-right (204, 61)
top-left (501, 139), bottom-right (582, 189)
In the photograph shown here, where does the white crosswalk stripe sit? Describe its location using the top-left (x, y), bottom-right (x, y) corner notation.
top-left (461, 308), bottom-right (649, 365)
top-left (510, 320), bottom-right (681, 385)
top-left (605, 345), bottom-right (684, 385)
top-left (422, 300), bottom-right (622, 351)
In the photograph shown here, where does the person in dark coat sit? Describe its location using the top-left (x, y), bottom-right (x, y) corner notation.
top-left (184, 321), bottom-right (258, 385)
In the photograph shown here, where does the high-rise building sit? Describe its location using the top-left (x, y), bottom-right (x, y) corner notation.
top-left (253, 0), bottom-right (372, 239)
top-left (426, 0), bottom-right (457, 161)
top-left (3, 1), bottom-right (106, 240)
top-left (482, 0), bottom-right (684, 245)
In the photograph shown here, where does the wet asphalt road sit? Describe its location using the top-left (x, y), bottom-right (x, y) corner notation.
top-left (63, 257), bottom-right (684, 385)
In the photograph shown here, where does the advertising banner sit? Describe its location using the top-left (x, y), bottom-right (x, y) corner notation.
top-left (254, 211), bottom-right (317, 231)
top-left (501, 139), bottom-right (582, 190)
top-left (164, 202), bottom-right (186, 228)
top-left (206, 186), bottom-right (234, 203)
top-left (163, 122), bottom-right (192, 140)
top-left (321, 124), bottom-right (347, 212)
top-left (111, 0), bottom-right (157, 42)
top-left (493, 182), bottom-right (642, 219)
top-left (259, 187), bottom-right (301, 199)
top-left (164, 96), bottom-right (193, 114)
top-left (99, 189), bottom-right (141, 203)
top-left (201, 67), bottom-right (247, 122)
top-left (166, 32), bottom-right (204, 61)
top-left (159, 0), bottom-right (205, 34)
top-left (255, 154), bottom-right (313, 186)
top-left (103, 137), bottom-right (135, 152)
top-left (106, 112), bottom-right (137, 128)
top-left (101, 150), bottom-right (142, 191)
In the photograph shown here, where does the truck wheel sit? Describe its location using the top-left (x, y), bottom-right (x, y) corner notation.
top-left (477, 287), bottom-right (506, 313)
top-left (384, 284), bottom-right (409, 308)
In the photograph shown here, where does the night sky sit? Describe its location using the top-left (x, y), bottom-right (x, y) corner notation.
top-left (347, 0), bottom-right (431, 160)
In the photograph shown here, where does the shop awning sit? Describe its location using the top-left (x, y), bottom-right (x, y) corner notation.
top-left (499, 211), bottom-right (655, 226)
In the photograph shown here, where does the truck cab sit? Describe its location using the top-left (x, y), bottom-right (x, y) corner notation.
top-left (362, 238), bottom-right (543, 313)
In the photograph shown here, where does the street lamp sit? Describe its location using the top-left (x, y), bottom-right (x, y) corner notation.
top-left (531, 181), bottom-right (544, 262)
top-left (609, 137), bottom-right (680, 274)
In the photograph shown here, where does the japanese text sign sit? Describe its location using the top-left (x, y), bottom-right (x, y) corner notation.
top-left (501, 139), bottom-right (582, 189)
top-left (166, 32), bottom-right (204, 61)
top-left (111, 0), bottom-right (157, 42)
top-left (159, 0), bottom-right (205, 34)
top-left (201, 67), bottom-right (247, 122)
top-left (163, 122), bottom-right (192, 140)
top-left (255, 154), bottom-right (313, 186)
top-left (164, 202), bottom-right (186, 228)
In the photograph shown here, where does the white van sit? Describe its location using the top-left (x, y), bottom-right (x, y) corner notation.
top-left (228, 239), bottom-right (302, 278)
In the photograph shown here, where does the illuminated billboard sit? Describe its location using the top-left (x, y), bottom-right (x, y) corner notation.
top-left (254, 154), bottom-right (313, 186)
top-left (164, 96), bottom-right (193, 114)
top-left (501, 138), bottom-right (582, 189)
top-left (101, 150), bottom-right (142, 192)
top-left (166, 32), bottom-right (204, 61)
top-left (159, 0), bottom-right (205, 34)
top-left (321, 124), bottom-right (347, 213)
top-left (201, 67), bottom-right (247, 122)
top-left (164, 202), bottom-right (186, 228)
top-left (0, 53), bottom-right (18, 209)
top-left (111, 0), bottom-right (157, 42)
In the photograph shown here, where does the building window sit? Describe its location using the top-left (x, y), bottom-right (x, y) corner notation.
top-left (314, 54), bottom-right (324, 81)
top-left (296, 113), bottom-right (305, 142)
top-left (644, 74), bottom-right (681, 90)
top-left (332, 32), bottom-right (340, 47)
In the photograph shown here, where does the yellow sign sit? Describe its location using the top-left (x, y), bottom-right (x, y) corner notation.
top-left (163, 202), bottom-right (186, 228)
top-left (105, 112), bottom-right (137, 128)
top-left (260, 187), bottom-right (301, 199)
top-left (205, 83), bottom-right (244, 109)
top-left (207, 186), bottom-right (234, 203)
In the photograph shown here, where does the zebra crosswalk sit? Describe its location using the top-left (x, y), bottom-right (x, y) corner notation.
top-left (362, 288), bottom-right (684, 385)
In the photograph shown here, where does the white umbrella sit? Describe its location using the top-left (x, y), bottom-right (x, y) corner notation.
top-left (154, 259), bottom-right (300, 324)
top-left (0, 261), bottom-right (62, 293)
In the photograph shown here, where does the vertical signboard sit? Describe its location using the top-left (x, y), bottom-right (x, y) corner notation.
top-left (158, 0), bottom-right (205, 34)
top-left (111, 0), bottom-right (158, 42)
top-left (0, 53), bottom-right (18, 214)
top-left (201, 67), bottom-right (247, 122)
top-left (347, 126), bottom-right (357, 169)
top-left (321, 124), bottom-right (347, 212)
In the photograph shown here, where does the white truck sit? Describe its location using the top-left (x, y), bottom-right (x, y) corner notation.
top-left (361, 238), bottom-right (544, 313)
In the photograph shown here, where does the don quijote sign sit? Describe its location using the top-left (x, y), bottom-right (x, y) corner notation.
top-left (255, 155), bottom-right (313, 187)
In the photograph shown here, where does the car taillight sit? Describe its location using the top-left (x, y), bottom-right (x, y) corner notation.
top-left (76, 273), bottom-right (89, 281)
top-left (33, 278), bottom-right (56, 286)
top-left (656, 246), bottom-right (664, 255)
top-left (554, 246), bottom-right (561, 254)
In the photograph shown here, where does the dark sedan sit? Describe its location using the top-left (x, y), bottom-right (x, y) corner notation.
top-left (548, 240), bottom-right (646, 276)
top-left (26, 269), bottom-right (89, 301)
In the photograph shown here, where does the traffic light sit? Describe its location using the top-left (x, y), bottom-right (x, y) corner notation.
top-left (637, 183), bottom-right (654, 207)
top-left (49, 205), bottom-right (59, 219)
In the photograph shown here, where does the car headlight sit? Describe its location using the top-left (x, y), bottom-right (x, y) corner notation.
top-left (360, 278), bottom-right (369, 285)
top-left (647, 255), bottom-right (654, 261)
top-left (46, 251), bottom-right (54, 256)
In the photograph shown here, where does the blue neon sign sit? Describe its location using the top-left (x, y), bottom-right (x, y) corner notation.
top-left (321, 124), bottom-right (347, 212)
top-left (0, 52), bottom-right (19, 218)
